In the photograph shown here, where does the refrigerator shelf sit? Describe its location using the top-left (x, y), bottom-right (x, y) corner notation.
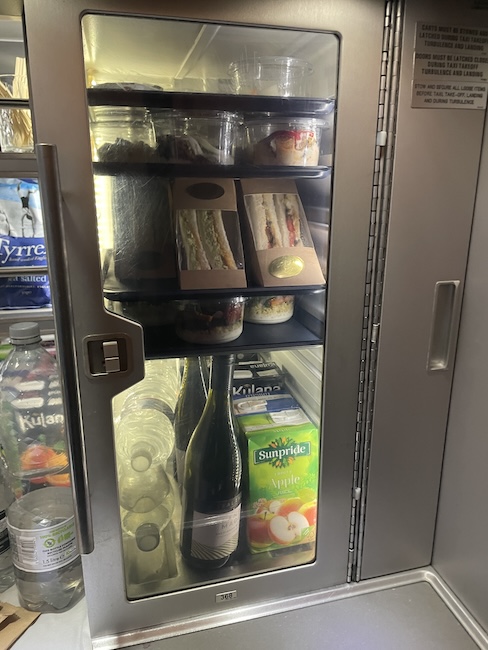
top-left (141, 315), bottom-right (324, 359)
top-left (87, 88), bottom-right (334, 116)
top-left (0, 98), bottom-right (30, 109)
top-left (93, 161), bottom-right (331, 179)
top-left (103, 280), bottom-right (326, 302)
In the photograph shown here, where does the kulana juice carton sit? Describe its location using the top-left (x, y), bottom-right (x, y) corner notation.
top-left (235, 395), bottom-right (319, 554)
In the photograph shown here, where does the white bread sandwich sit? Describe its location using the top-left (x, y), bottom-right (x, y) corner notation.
top-left (246, 192), bottom-right (304, 251)
top-left (178, 208), bottom-right (237, 271)
top-left (274, 193), bottom-right (303, 248)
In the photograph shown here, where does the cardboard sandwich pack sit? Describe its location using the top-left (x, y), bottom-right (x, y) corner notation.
top-left (173, 178), bottom-right (247, 290)
top-left (234, 393), bottom-right (319, 554)
top-left (239, 178), bottom-right (325, 288)
top-left (232, 360), bottom-right (284, 397)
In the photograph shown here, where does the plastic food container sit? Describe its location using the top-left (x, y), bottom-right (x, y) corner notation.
top-left (229, 57), bottom-right (313, 97)
top-left (244, 296), bottom-right (295, 324)
top-left (175, 297), bottom-right (245, 344)
top-left (90, 106), bottom-right (157, 162)
top-left (157, 110), bottom-right (240, 165)
top-left (243, 117), bottom-right (325, 166)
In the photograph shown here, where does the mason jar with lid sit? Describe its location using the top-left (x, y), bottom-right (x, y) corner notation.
top-left (89, 106), bottom-right (157, 162)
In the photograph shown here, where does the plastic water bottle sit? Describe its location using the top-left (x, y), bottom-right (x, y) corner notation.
top-left (112, 358), bottom-right (180, 421)
top-left (116, 398), bottom-right (175, 472)
top-left (0, 322), bottom-right (83, 612)
top-left (0, 479), bottom-right (14, 591)
top-left (118, 457), bottom-right (176, 587)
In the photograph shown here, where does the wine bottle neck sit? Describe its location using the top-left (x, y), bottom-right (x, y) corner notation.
top-left (209, 354), bottom-right (235, 398)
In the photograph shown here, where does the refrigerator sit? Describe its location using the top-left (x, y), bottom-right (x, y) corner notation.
top-left (9, 0), bottom-right (488, 647)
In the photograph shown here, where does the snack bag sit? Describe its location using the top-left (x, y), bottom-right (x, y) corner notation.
top-left (0, 178), bottom-right (51, 308)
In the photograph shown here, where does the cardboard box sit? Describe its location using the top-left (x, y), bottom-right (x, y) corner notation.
top-left (173, 178), bottom-right (247, 290)
top-left (233, 360), bottom-right (284, 397)
top-left (235, 393), bottom-right (319, 554)
top-left (234, 393), bottom-right (308, 430)
top-left (239, 178), bottom-right (325, 288)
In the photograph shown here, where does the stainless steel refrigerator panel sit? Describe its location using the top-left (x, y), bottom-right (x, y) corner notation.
top-left (125, 582), bottom-right (480, 650)
top-left (361, 0), bottom-right (487, 578)
top-left (23, 0), bottom-right (385, 640)
top-left (432, 112), bottom-right (488, 631)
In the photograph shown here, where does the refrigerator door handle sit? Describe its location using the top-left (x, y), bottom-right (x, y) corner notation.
top-left (426, 280), bottom-right (461, 372)
top-left (36, 143), bottom-right (94, 554)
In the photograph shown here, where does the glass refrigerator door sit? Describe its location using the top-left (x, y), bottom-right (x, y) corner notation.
top-left (81, 14), bottom-right (337, 599)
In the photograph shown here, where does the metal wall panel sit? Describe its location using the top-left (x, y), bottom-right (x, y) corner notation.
top-left (361, 0), bottom-right (488, 578)
top-left (433, 111), bottom-right (488, 631)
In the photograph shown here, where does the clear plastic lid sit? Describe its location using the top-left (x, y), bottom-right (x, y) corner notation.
top-left (229, 56), bottom-right (313, 77)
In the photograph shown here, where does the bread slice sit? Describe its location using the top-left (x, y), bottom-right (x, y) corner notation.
top-left (246, 193), bottom-right (283, 250)
top-left (274, 193), bottom-right (303, 247)
top-left (198, 210), bottom-right (237, 270)
top-left (178, 209), bottom-right (211, 270)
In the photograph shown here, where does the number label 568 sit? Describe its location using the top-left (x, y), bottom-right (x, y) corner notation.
top-left (215, 590), bottom-right (237, 603)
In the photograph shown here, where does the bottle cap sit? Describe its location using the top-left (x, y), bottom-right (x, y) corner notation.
top-left (9, 321), bottom-right (41, 345)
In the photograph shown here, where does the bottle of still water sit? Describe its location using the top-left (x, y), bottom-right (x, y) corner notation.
top-left (0, 478), bottom-right (14, 591)
top-left (0, 322), bottom-right (84, 612)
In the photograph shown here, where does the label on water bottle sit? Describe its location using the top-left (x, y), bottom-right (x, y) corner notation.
top-left (8, 515), bottom-right (78, 573)
top-left (191, 502), bottom-right (241, 561)
top-left (0, 511), bottom-right (10, 556)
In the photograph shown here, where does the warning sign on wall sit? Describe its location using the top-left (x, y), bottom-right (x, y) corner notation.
top-left (412, 23), bottom-right (488, 108)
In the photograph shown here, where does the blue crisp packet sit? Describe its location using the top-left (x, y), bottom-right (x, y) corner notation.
top-left (0, 178), bottom-right (51, 309)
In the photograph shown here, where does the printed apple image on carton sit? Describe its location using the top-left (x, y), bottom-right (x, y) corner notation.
top-left (243, 422), bottom-right (319, 554)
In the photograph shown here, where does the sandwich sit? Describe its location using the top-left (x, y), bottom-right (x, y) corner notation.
top-left (178, 209), bottom-right (238, 271)
top-left (246, 192), bottom-right (303, 251)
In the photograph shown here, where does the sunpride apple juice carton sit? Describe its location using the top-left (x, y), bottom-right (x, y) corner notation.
top-left (238, 411), bottom-right (319, 554)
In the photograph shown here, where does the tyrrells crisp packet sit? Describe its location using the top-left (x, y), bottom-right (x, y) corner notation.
top-left (0, 178), bottom-right (51, 309)
top-left (233, 360), bottom-right (284, 397)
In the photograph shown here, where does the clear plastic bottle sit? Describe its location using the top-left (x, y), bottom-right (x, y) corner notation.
top-left (0, 322), bottom-right (83, 612)
top-left (0, 479), bottom-right (14, 591)
top-left (116, 398), bottom-right (175, 473)
top-left (112, 358), bottom-right (180, 421)
top-left (122, 503), bottom-right (176, 585)
top-left (117, 457), bottom-right (176, 587)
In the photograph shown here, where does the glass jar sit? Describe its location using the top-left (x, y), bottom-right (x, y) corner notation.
top-left (89, 106), bottom-right (157, 162)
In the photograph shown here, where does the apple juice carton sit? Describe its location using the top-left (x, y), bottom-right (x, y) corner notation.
top-left (235, 397), bottom-right (319, 554)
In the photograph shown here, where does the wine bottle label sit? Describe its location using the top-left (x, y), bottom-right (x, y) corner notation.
top-left (191, 505), bottom-right (241, 561)
top-left (7, 515), bottom-right (79, 573)
top-left (0, 511), bottom-right (10, 556)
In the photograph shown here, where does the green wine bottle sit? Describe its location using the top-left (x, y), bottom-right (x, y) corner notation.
top-left (180, 354), bottom-right (242, 569)
top-left (174, 357), bottom-right (208, 487)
